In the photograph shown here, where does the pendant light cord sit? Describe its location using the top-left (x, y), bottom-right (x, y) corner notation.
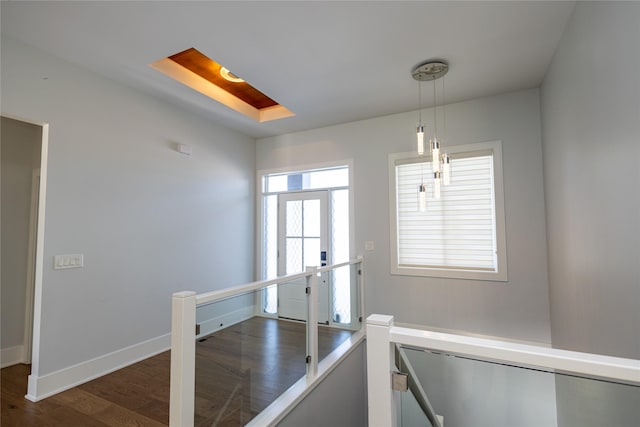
top-left (442, 75), bottom-right (446, 142)
top-left (418, 80), bottom-right (422, 125)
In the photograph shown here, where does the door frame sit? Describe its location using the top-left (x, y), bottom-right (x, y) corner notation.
top-left (22, 168), bottom-right (40, 363)
top-left (256, 159), bottom-right (355, 280)
top-left (255, 160), bottom-right (355, 322)
top-left (1, 114), bottom-right (49, 382)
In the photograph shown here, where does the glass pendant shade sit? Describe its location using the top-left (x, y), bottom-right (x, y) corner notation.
top-left (433, 171), bottom-right (441, 199)
top-left (417, 125), bottom-right (425, 155)
top-left (442, 153), bottom-right (451, 185)
top-left (431, 139), bottom-right (440, 173)
top-left (418, 183), bottom-right (427, 211)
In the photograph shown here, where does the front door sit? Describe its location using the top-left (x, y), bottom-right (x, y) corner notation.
top-left (277, 191), bottom-right (330, 323)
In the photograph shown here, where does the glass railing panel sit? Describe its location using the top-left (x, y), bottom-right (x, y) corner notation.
top-left (555, 372), bottom-right (639, 427)
top-left (399, 388), bottom-right (435, 427)
top-left (316, 263), bottom-right (361, 362)
top-left (395, 345), bottom-right (443, 427)
top-left (326, 262), bottom-right (361, 330)
top-left (401, 346), bottom-right (559, 427)
top-left (194, 289), bottom-right (260, 426)
top-left (271, 278), bottom-right (309, 388)
top-left (193, 280), bottom-right (308, 426)
top-left (399, 346), bottom-right (640, 427)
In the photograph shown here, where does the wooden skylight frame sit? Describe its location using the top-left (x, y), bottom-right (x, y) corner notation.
top-left (150, 48), bottom-right (294, 122)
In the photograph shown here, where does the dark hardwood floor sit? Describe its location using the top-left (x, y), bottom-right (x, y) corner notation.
top-left (1, 317), bottom-right (352, 426)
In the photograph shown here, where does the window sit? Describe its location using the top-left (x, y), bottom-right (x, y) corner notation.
top-left (389, 140), bottom-right (507, 281)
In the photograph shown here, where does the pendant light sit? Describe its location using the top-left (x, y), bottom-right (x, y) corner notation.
top-left (418, 183), bottom-right (427, 212)
top-left (417, 81), bottom-right (425, 155)
top-left (411, 60), bottom-right (450, 205)
top-left (442, 153), bottom-right (451, 186)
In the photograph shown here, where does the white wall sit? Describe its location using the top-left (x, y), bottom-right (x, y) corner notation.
top-left (258, 89), bottom-right (552, 344)
top-left (1, 117), bottom-right (42, 366)
top-left (541, 2), bottom-right (640, 360)
top-left (1, 37), bottom-right (256, 396)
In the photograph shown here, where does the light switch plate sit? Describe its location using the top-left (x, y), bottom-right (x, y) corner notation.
top-left (54, 254), bottom-right (84, 270)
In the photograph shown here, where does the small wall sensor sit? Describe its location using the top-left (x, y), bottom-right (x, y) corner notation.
top-left (176, 143), bottom-right (193, 156)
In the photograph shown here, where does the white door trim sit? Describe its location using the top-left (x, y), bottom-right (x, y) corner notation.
top-left (2, 113), bottom-right (49, 398)
top-left (22, 168), bottom-right (40, 364)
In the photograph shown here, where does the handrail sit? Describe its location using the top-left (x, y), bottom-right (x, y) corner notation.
top-left (196, 256), bottom-right (363, 306)
top-left (395, 344), bottom-right (443, 427)
top-left (317, 257), bottom-right (362, 273)
top-left (367, 314), bottom-right (640, 427)
top-left (390, 325), bottom-right (640, 385)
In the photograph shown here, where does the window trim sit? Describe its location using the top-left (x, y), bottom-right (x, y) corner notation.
top-left (389, 140), bottom-right (508, 281)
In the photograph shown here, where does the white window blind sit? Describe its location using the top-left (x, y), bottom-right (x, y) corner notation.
top-left (391, 143), bottom-right (507, 280)
top-left (396, 154), bottom-right (496, 270)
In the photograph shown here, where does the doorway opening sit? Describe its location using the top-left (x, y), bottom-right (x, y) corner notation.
top-left (0, 115), bottom-right (49, 399)
top-left (258, 164), bottom-right (352, 327)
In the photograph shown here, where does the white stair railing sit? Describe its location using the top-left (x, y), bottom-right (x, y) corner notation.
top-left (169, 257), bottom-right (364, 427)
top-left (366, 314), bottom-right (640, 427)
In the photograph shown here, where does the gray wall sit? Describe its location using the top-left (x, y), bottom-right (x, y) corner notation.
top-left (541, 2), bottom-right (640, 360)
top-left (1, 36), bottom-right (256, 376)
top-left (1, 117), bottom-right (42, 355)
top-left (540, 3), bottom-right (640, 426)
top-left (258, 89), bottom-right (552, 344)
top-left (277, 342), bottom-right (367, 427)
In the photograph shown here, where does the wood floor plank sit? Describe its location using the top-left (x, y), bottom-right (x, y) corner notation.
top-left (1, 317), bottom-right (353, 426)
top-left (49, 388), bottom-right (113, 415)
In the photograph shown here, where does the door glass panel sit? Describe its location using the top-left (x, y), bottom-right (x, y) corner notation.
top-left (286, 200), bottom-right (302, 237)
top-left (264, 284), bottom-right (277, 314)
top-left (263, 194), bottom-right (278, 280)
top-left (331, 265), bottom-right (351, 324)
top-left (331, 189), bottom-right (350, 324)
top-left (303, 237), bottom-right (321, 269)
top-left (331, 189), bottom-right (349, 263)
top-left (308, 168), bottom-right (349, 189)
top-left (303, 199), bottom-right (321, 237)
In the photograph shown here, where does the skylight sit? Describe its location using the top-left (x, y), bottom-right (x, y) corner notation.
top-left (150, 48), bottom-right (294, 122)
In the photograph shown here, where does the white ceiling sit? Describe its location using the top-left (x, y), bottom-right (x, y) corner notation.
top-left (1, 1), bottom-right (576, 139)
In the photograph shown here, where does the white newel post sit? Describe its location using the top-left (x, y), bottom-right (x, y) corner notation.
top-left (366, 314), bottom-right (397, 427)
top-left (306, 266), bottom-right (319, 378)
top-left (170, 291), bottom-right (197, 427)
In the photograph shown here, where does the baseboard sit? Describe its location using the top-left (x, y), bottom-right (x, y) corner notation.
top-left (196, 306), bottom-right (254, 339)
top-left (1, 345), bottom-right (25, 368)
top-left (25, 333), bottom-right (170, 402)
